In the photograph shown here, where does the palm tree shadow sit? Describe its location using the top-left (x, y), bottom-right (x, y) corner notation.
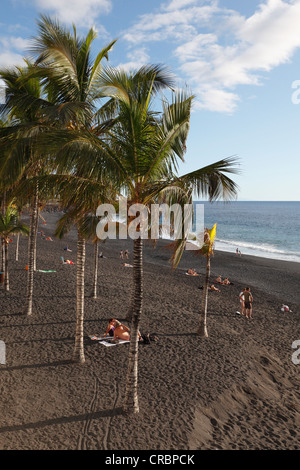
top-left (1, 359), bottom-right (73, 372)
top-left (0, 406), bottom-right (124, 435)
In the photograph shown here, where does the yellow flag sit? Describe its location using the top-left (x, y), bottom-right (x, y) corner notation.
top-left (208, 223), bottom-right (217, 253)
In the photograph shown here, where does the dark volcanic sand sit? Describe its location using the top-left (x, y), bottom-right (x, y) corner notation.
top-left (0, 211), bottom-right (299, 450)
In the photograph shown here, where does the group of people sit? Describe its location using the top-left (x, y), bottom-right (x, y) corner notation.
top-left (120, 249), bottom-right (129, 259)
top-left (216, 275), bottom-right (232, 285)
top-left (238, 287), bottom-right (253, 319)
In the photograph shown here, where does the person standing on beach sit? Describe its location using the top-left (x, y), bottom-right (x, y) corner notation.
top-left (243, 287), bottom-right (253, 319)
top-left (239, 288), bottom-right (245, 315)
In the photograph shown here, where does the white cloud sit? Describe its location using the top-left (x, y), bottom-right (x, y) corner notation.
top-left (34, 0), bottom-right (112, 26)
top-left (0, 35), bottom-right (29, 71)
top-left (122, 2), bottom-right (219, 44)
top-left (0, 37), bottom-right (31, 52)
top-left (0, 51), bottom-right (25, 68)
top-left (116, 48), bottom-right (151, 73)
top-left (122, 0), bottom-right (300, 113)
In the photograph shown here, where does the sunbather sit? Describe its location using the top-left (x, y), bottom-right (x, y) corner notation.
top-left (104, 318), bottom-right (141, 341)
top-left (60, 257), bottom-right (75, 265)
top-left (186, 268), bottom-right (198, 276)
top-left (210, 284), bottom-right (221, 292)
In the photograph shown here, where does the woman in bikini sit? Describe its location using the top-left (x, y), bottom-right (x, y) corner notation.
top-left (104, 318), bottom-right (130, 341)
top-left (104, 318), bottom-right (143, 341)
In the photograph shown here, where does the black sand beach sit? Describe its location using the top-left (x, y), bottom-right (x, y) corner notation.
top-left (0, 211), bottom-right (299, 450)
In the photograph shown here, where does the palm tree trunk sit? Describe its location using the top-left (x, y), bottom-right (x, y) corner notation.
top-left (92, 241), bottom-right (98, 299)
top-left (123, 236), bottom-right (143, 414)
top-left (15, 233), bottom-right (20, 261)
top-left (25, 186), bottom-right (39, 315)
top-left (197, 255), bottom-right (210, 337)
top-left (73, 233), bottom-right (86, 363)
top-left (125, 287), bottom-right (134, 322)
top-left (1, 238), bottom-right (4, 275)
top-left (4, 242), bottom-right (9, 291)
top-left (33, 205), bottom-right (39, 271)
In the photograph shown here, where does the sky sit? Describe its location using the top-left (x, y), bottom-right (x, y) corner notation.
top-left (1, 0), bottom-right (300, 201)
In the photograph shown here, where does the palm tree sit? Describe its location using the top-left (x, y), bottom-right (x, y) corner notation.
top-left (42, 65), bottom-right (239, 413)
top-left (191, 224), bottom-right (217, 337)
top-left (0, 202), bottom-right (29, 291)
top-left (25, 15), bottom-right (118, 359)
top-left (1, 15), bottom-right (117, 316)
top-left (0, 60), bottom-right (56, 314)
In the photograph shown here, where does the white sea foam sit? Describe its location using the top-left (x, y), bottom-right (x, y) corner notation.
top-left (214, 238), bottom-right (300, 263)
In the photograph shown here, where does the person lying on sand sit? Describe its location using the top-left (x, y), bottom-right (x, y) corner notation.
top-left (216, 276), bottom-right (233, 285)
top-left (186, 268), bottom-right (198, 276)
top-left (46, 237), bottom-right (53, 241)
top-left (64, 246), bottom-right (72, 252)
top-left (123, 263), bottom-right (133, 267)
top-left (210, 284), bottom-right (221, 292)
top-left (60, 257), bottom-right (75, 265)
top-left (104, 318), bottom-right (141, 341)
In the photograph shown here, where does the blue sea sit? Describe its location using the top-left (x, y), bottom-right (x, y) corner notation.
top-left (193, 201), bottom-right (300, 263)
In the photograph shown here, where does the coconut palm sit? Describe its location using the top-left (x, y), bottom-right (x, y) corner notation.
top-left (40, 64), bottom-right (239, 413)
top-left (0, 202), bottom-right (29, 291)
top-left (0, 59), bottom-right (57, 314)
top-left (22, 15), bottom-right (118, 359)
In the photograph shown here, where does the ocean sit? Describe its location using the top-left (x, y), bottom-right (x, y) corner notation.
top-left (193, 201), bottom-right (300, 263)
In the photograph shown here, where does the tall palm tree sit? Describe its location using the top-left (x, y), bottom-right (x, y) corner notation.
top-left (1, 15), bottom-right (117, 316)
top-left (0, 60), bottom-right (56, 314)
top-left (25, 15), bottom-right (118, 359)
top-left (0, 202), bottom-right (29, 291)
top-left (41, 65), bottom-right (239, 413)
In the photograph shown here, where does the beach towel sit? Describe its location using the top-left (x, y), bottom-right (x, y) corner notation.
top-left (89, 335), bottom-right (129, 347)
top-left (36, 270), bottom-right (57, 273)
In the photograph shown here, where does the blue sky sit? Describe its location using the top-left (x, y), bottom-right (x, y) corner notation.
top-left (1, 0), bottom-right (300, 201)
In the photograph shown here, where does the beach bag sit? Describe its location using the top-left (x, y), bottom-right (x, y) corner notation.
top-left (141, 333), bottom-right (151, 344)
